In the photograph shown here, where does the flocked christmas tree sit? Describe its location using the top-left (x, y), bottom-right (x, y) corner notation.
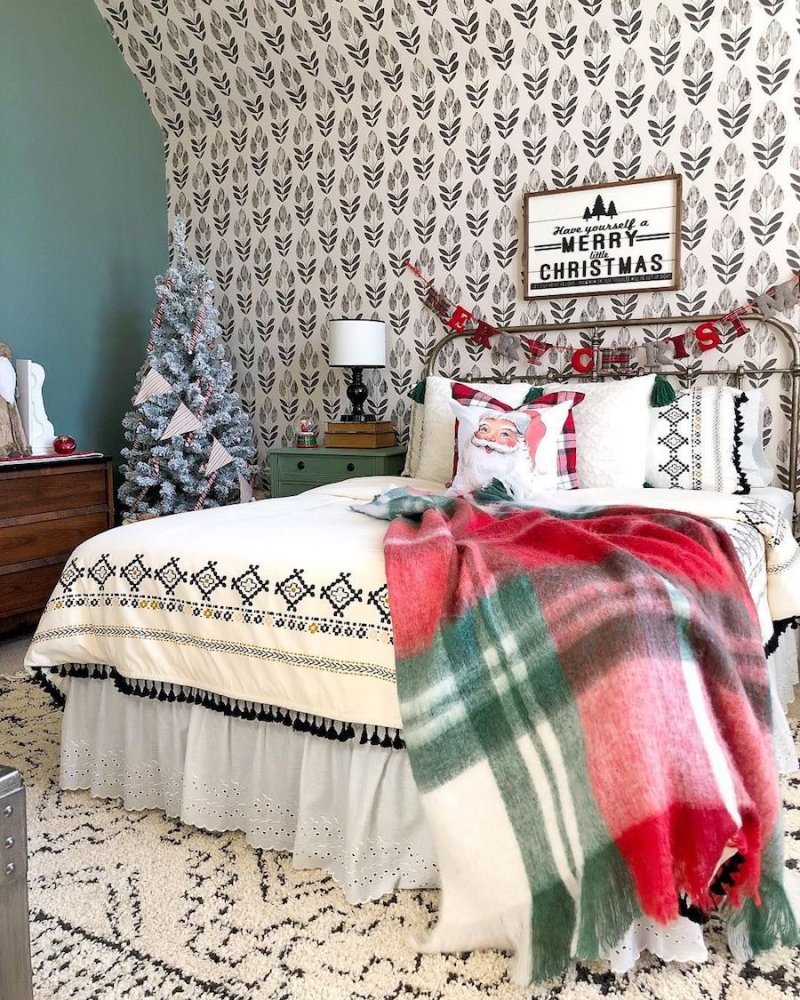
top-left (119, 218), bottom-right (256, 517)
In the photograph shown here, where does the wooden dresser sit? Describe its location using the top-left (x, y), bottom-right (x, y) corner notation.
top-left (0, 456), bottom-right (114, 631)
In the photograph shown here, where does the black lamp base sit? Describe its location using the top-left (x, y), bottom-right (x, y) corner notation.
top-left (340, 366), bottom-right (375, 422)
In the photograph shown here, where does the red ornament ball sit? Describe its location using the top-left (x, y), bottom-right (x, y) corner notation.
top-left (53, 435), bottom-right (77, 455)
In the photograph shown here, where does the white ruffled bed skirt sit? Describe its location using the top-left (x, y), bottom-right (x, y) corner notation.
top-left (53, 627), bottom-right (799, 976)
top-left (59, 676), bottom-right (438, 904)
top-left (58, 675), bottom-right (717, 972)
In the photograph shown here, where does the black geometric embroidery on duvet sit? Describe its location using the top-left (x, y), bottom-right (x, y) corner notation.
top-left (120, 554), bottom-right (153, 592)
top-left (154, 556), bottom-right (188, 594)
top-left (320, 572), bottom-right (363, 618)
top-left (367, 584), bottom-right (391, 625)
top-left (87, 554), bottom-right (114, 590)
top-left (231, 564), bottom-right (269, 605)
top-left (60, 557), bottom-right (86, 592)
top-left (190, 560), bottom-right (228, 600)
top-left (275, 568), bottom-right (315, 611)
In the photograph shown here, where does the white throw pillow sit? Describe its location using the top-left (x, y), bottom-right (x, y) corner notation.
top-left (402, 400), bottom-right (425, 476)
top-left (415, 376), bottom-right (534, 483)
top-left (544, 374), bottom-right (656, 489)
top-left (646, 385), bottom-right (764, 493)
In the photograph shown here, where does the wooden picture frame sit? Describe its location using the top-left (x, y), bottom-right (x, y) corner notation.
top-left (523, 174), bottom-right (683, 300)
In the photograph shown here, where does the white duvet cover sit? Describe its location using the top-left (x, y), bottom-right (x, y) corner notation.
top-left (25, 478), bottom-right (800, 732)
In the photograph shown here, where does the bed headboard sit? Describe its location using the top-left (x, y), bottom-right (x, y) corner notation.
top-left (422, 312), bottom-right (800, 503)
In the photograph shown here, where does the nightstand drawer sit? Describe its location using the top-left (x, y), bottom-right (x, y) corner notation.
top-left (280, 454), bottom-right (377, 482)
top-left (0, 465), bottom-right (109, 519)
top-left (0, 456), bottom-right (114, 632)
top-left (269, 445), bottom-right (406, 498)
top-left (275, 480), bottom-right (319, 498)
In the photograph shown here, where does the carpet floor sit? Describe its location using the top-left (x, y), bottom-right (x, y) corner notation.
top-left (1, 673), bottom-right (799, 1000)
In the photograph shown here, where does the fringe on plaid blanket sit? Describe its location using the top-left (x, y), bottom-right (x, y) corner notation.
top-left (356, 486), bottom-right (799, 983)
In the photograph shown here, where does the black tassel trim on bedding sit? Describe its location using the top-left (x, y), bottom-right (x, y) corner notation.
top-left (678, 894), bottom-right (710, 925)
top-left (764, 616), bottom-right (799, 658)
top-left (29, 668), bottom-right (67, 708)
top-left (29, 663), bottom-right (405, 751)
top-left (678, 853), bottom-right (747, 926)
top-left (732, 392), bottom-right (751, 495)
top-left (31, 615), bottom-right (796, 752)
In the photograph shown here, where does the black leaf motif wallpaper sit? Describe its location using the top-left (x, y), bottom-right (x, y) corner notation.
top-left (94, 0), bottom-right (800, 487)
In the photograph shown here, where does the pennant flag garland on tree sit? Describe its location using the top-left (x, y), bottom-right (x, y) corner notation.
top-left (119, 217), bottom-right (257, 518)
top-left (203, 437), bottom-right (235, 477)
top-left (160, 402), bottom-right (203, 440)
top-left (134, 366), bottom-right (174, 405)
top-left (238, 472), bottom-right (255, 503)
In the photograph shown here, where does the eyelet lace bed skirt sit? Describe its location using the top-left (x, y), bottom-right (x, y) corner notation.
top-left (58, 675), bottom-right (438, 904)
top-left (55, 640), bottom-right (799, 975)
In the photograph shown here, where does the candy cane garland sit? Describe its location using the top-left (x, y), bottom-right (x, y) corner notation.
top-left (195, 384), bottom-right (215, 421)
top-left (147, 279), bottom-right (173, 353)
top-left (193, 471), bottom-right (217, 511)
top-left (188, 309), bottom-right (205, 354)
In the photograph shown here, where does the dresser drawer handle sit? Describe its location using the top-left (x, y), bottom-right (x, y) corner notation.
top-left (347, 462), bottom-right (355, 472)
top-left (296, 461), bottom-right (305, 470)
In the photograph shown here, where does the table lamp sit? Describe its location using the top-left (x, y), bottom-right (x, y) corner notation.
top-left (328, 319), bottom-right (386, 422)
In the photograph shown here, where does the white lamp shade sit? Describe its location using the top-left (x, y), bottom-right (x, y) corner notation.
top-left (328, 319), bottom-right (386, 368)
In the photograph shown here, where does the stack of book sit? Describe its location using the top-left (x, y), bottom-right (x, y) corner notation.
top-left (324, 421), bottom-right (396, 449)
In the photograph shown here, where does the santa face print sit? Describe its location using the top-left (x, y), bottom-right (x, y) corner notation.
top-left (472, 415), bottom-right (524, 454)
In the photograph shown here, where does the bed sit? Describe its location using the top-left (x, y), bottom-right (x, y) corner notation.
top-left (24, 312), bottom-right (800, 978)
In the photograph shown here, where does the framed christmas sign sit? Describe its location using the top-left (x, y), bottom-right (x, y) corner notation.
top-left (523, 174), bottom-right (682, 300)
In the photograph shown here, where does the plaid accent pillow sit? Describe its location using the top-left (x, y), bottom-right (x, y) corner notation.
top-left (450, 383), bottom-right (584, 492)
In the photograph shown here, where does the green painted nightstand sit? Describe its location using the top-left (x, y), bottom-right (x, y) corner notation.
top-left (269, 445), bottom-right (407, 498)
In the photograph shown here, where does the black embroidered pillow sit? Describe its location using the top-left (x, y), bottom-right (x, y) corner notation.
top-left (645, 385), bottom-right (753, 493)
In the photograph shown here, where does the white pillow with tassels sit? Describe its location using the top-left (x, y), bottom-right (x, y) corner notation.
top-left (646, 384), bottom-right (768, 492)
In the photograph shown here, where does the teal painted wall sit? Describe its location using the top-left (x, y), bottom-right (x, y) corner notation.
top-left (0, 0), bottom-right (166, 461)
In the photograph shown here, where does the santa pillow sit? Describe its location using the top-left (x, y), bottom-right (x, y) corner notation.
top-left (447, 385), bottom-right (584, 500)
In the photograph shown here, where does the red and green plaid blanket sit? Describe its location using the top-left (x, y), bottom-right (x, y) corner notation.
top-left (369, 489), bottom-right (797, 983)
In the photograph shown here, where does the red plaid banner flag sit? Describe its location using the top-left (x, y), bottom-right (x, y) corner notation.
top-left (521, 338), bottom-right (550, 364)
top-left (600, 346), bottom-right (634, 370)
top-left (469, 319), bottom-right (498, 350)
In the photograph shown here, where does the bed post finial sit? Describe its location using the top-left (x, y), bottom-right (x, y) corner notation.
top-left (590, 331), bottom-right (602, 381)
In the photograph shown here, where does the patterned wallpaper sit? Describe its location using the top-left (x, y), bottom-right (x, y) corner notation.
top-left (93, 0), bottom-right (800, 486)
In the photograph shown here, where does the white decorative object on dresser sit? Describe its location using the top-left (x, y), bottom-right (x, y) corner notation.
top-left (15, 359), bottom-right (55, 455)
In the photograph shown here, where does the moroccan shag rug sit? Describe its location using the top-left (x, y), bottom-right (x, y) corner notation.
top-left (2, 672), bottom-right (800, 1000)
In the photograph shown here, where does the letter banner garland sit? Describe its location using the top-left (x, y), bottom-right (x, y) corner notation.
top-left (135, 364), bottom-right (245, 502)
top-left (405, 263), bottom-right (800, 374)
